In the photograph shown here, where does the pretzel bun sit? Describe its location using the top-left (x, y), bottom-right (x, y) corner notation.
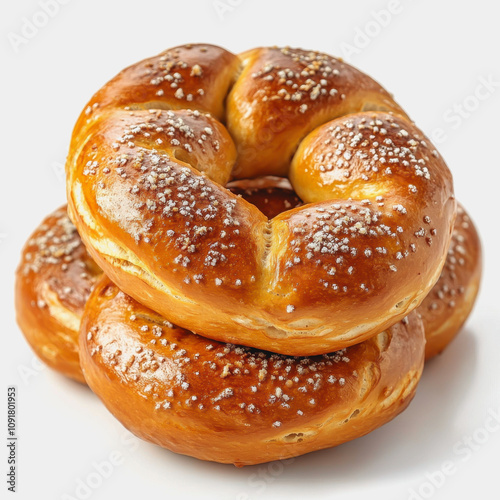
top-left (80, 276), bottom-right (425, 466)
top-left (66, 44), bottom-right (455, 356)
top-left (15, 207), bottom-right (101, 383)
top-left (418, 204), bottom-right (482, 359)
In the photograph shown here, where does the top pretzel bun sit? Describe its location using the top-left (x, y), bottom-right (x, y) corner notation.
top-left (66, 44), bottom-right (455, 356)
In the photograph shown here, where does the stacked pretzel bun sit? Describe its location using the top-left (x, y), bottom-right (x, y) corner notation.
top-left (16, 44), bottom-right (481, 466)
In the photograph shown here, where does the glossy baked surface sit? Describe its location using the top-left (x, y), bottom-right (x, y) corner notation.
top-left (80, 277), bottom-right (425, 465)
top-left (66, 44), bottom-right (456, 355)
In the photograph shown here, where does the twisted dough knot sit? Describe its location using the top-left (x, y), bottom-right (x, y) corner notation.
top-left (67, 44), bottom-right (455, 355)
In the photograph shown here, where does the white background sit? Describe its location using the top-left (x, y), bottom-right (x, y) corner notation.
top-left (2, 1), bottom-right (500, 499)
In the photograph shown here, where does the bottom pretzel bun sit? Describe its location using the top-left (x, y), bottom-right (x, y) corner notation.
top-left (80, 276), bottom-right (425, 466)
top-left (15, 207), bottom-right (102, 383)
top-left (419, 204), bottom-right (482, 359)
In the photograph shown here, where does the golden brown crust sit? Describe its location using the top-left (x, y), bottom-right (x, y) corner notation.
top-left (66, 43), bottom-right (456, 356)
top-left (80, 276), bottom-right (425, 466)
top-left (418, 204), bottom-right (482, 359)
top-left (15, 207), bottom-right (102, 383)
top-left (72, 44), bottom-right (240, 140)
top-left (227, 46), bottom-right (407, 178)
